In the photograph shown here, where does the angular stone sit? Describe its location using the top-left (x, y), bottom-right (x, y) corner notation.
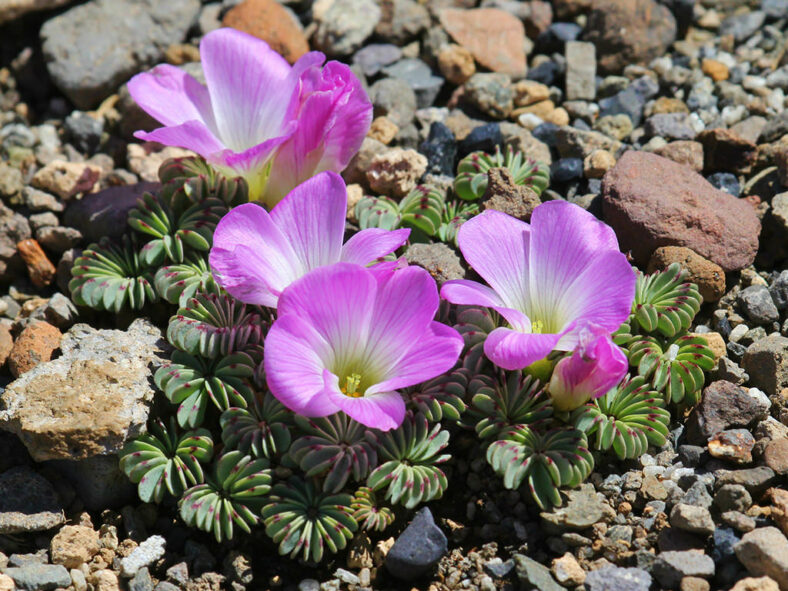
top-left (585, 566), bottom-right (651, 591)
top-left (40, 0), bottom-right (200, 108)
top-left (440, 8), bottom-right (526, 77)
top-left (708, 429), bottom-right (755, 464)
top-left (670, 504), bottom-right (715, 536)
top-left (601, 151), bottom-right (760, 271)
top-left (735, 527), bottom-right (788, 590)
top-left (313, 0), bottom-right (381, 57)
top-left (514, 555), bottom-right (563, 591)
top-left (385, 508), bottom-right (447, 581)
top-left (716, 467), bottom-right (776, 496)
top-left (738, 285), bottom-right (779, 326)
top-left (50, 525), bottom-right (100, 569)
top-left (583, 0), bottom-right (676, 74)
top-left (565, 41), bottom-right (596, 100)
top-left (697, 128), bottom-right (757, 175)
top-left (540, 484), bottom-right (612, 529)
top-left (764, 439), bottom-right (788, 476)
top-left (404, 243), bottom-right (464, 287)
top-left (647, 246), bottom-right (725, 302)
top-left (0, 319), bottom-right (166, 462)
top-left (653, 551), bottom-right (714, 589)
top-left (5, 565), bottom-right (71, 591)
top-left (557, 127), bottom-right (622, 159)
top-left (742, 335), bottom-right (788, 396)
top-left (686, 381), bottom-right (769, 445)
top-left (0, 467), bottom-right (64, 534)
top-left (63, 182), bottom-right (158, 242)
top-left (480, 167), bottom-right (541, 221)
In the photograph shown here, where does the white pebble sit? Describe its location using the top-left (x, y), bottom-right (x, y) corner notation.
top-left (120, 535), bottom-right (166, 578)
top-left (517, 112), bottom-right (544, 130)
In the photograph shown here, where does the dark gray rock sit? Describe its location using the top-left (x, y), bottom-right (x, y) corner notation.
top-left (385, 507), bottom-right (447, 581)
top-left (513, 555), bottom-right (563, 591)
top-left (737, 285), bottom-right (779, 325)
top-left (0, 202), bottom-right (32, 282)
top-left (715, 466), bottom-right (776, 495)
top-left (769, 270), bottom-right (788, 310)
top-left (585, 566), bottom-right (651, 591)
top-left (419, 122), bottom-right (456, 177)
top-left (0, 467), bottom-right (65, 534)
top-left (374, 0), bottom-right (430, 45)
top-left (598, 87), bottom-right (646, 127)
top-left (759, 110), bottom-right (788, 143)
top-left (5, 564), bottom-right (71, 590)
top-left (714, 484), bottom-right (752, 513)
top-left (679, 480), bottom-right (712, 508)
top-left (742, 334), bottom-right (788, 396)
top-left (712, 527), bottom-right (740, 563)
top-left (64, 111), bottom-right (103, 154)
top-left (463, 73), bottom-right (513, 120)
top-left (130, 568), bottom-right (154, 591)
top-left (63, 182), bottom-right (157, 242)
top-left (653, 551), bottom-right (714, 588)
top-left (686, 381), bottom-right (769, 444)
top-left (41, 0), bottom-right (201, 109)
top-left (36, 226), bottom-right (83, 253)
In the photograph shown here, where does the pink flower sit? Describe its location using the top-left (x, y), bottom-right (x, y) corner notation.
top-left (209, 171), bottom-right (409, 308)
top-left (548, 326), bottom-right (628, 411)
top-left (264, 263), bottom-right (464, 431)
top-left (128, 28), bottom-right (371, 207)
top-left (440, 200), bottom-right (635, 370)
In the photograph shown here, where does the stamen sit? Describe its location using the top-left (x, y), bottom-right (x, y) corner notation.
top-left (341, 373), bottom-right (364, 398)
top-left (531, 319), bottom-right (544, 334)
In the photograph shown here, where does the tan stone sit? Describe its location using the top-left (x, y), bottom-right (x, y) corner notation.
top-left (222, 0), bottom-right (309, 64)
top-left (32, 160), bottom-right (101, 201)
top-left (0, 319), bottom-right (163, 462)
top-left (689, 332), bottom-right (725, 363)
top-left (51, 525), bottom-right (100, 568)
top-left (584, 150), bottom-right (616, 178)
top-left (0, 0), bottom-right (72, 26)
top-left (367, 116), bottom-right (399, 145)
top-left (0, 574), bottom-right (13, 591)
top-left (480, 167), bottom-right (541, 221)
top-left (164, 43), bottom-right (200, 65)
top-left (730, 577), bottom-right (780, 591)
top-left (552, 552), bottom-right (586, 585)
top-left (513, 80), bottom-right (550, 107)
top-left (768, 488), bottom-right (788, 537)
top-left (544, 107), bottom-right (569, 126)
top-left (702, 58), bottom-right (729, 82)
top-left (654, 140), bottom-right (704, 172)
top-left (7, 321), bottom-right (61, 378)
top-left (366, 148), bottom-right (428, 199)
top-left (647, 246), bottom-right (726, 302)
top-left (681, 576), bottom-right (710, 591)
top-left (649, 96), bottom-right (690, 115)
top-left (513, 99), bottom-right (555, 120)
top-left (346, 184), bottom-right (364, 223)
top-left (91, 569), bottom-right (119, 591)
top-left (437, 44), bottom-right (476, 85)
top-left (127, 144), bottom-right (195, 183)
top-left (0, 325), bottom-right (12, 368)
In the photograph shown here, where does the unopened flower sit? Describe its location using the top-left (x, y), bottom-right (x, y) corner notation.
top-left (128, 28), bottom-right (371, 207)
top-left (440, 200), bottom-right (635, 370)
top-left (548, 326), bottom-right (628, 412)
top-left (264, 262), bottom-right (464, 431)
top-left (209, 171), bottom-right (409, 308)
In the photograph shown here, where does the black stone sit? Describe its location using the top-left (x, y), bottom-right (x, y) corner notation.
top-left (532, 122), bottom-right (560, 148)
top-left (551, 158), bottom-right (583, 183)
top-left (458, 123), bottom-right (502, 158)
top-left (64, 110), bottom-right (104, 154)
top-left (662, 0), bottom-right (695, 38)
top-left (527, 61), bottom-right (560, 86)
top-left (385, 507), bottom-right (447, 581)
top-left (419, 122), bottom-right (456, 176)
top-left (678, 445), bottom-right (707, 468)
top-left (535, 22), bottom-right (582, 54)
top-left (707, 172), bottom-right (740, 197)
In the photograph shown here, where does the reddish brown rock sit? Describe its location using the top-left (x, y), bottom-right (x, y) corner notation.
top-left (440, 8), bottom-right (527, 78)
top-left (647, 246), bottom-right (726, 302)
top-left (222, 0), bottom-right (309, 65)
top-left (685, 381), bottom-right (769, 445)
top-left (17, 239), bottom-right (56, 288)
top-left (583, 0), bottom-right (677, 74)
top-left (697, 128), bottom-right (757, 174)
top-left (7, 321), bottom-right (62, 378)
top-left (601, 151), bottom-right (760, 271)
top-left (769, 488), bottom-right (788, 537)
top-left (764, 438), bottom-right (788, 476)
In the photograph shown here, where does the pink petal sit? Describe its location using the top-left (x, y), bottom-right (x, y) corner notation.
top-left (440, 279), bottom-right (531, 332)
top-left (209, 202), bottom-right (301, 306)
top-left (456, 210), bottom-right (531, 313)
top-left (264, 315), bottom-right (339, 417)
top-left (323, 370), bottom-right (406, 431)
top-left (554, 250), bottom-right (636, 351)
top-left (371, 322), bottom-right (463, 393)
top-left (276, 262), bottom-right (376, 355)
top-left (362, 266), bottom-right (441, 375)
top-left (549, 329), bottom-right (627, 411)
top-left (270, 171), bottom-right (347, 269)
top-left (266, 61), bottom-right (372, 204)
top-left (134, 120), bottom-right (224, 160)
top-left (483, 327), bottom-right (563, 371)
top-left (528, 200), bottom-right (622, 332)
top-left (128, 64), bottom-right (216, 130)
top-left (199, 28), bottom-right (295, 152)
top-left (340, 228), bottom-right (410, 265)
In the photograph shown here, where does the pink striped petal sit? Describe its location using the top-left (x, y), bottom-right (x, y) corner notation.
top-left (323, 370), bottom-right (406, 431)
top-left (483, 327), bottom-right (563, 371)
top-left (340, 228), bottom-right (410, 265)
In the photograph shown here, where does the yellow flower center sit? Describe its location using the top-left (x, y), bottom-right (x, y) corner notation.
top-left (531, 319), bottom-right (544, 334)
top-left (341, 373), bottom-right (364, 398)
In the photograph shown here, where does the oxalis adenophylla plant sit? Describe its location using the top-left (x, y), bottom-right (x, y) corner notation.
top-left (67, 28), bottom-right (714, 561)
